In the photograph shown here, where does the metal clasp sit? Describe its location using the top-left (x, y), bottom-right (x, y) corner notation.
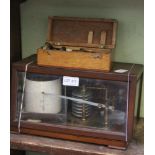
top-left (99, 44), bottom-right (105, 49)
top-left (54, 42), bottom-right (61, 46)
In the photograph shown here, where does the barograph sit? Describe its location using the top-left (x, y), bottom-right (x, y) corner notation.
top-left (11, 55), bottom-right (143, 149)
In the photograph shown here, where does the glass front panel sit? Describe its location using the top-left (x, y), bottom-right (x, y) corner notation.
top-left (16, 72), bottom-right (128, 135)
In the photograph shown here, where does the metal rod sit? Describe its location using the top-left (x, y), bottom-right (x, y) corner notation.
top-left (42, 92), bottom-right (114, 111)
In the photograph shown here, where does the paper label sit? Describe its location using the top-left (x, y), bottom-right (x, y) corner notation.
top-left (114, 69), bottom-right (128, 73)
top-left (63, 76), bottom-right (79, 86)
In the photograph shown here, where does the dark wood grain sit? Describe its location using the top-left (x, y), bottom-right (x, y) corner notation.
top-left (10, 0), bottom-right (24, 154)
top-left (10, 119), bottom-right (144, 155)
top-left (10, 0), bottom-right (22, 64)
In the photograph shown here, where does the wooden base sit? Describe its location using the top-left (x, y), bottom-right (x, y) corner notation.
top-left (10, 119), bottom-right (144, 155)
top-left (11, 127), bottom-right (128, 149)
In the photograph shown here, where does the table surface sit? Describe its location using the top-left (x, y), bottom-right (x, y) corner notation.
top-left (10, 119), bottom-right (144, 155)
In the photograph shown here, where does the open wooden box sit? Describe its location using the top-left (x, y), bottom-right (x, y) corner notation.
top-left (37, 16), bottom-right (117, 72)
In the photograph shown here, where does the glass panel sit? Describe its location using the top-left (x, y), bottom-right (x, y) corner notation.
top-left (16, 72), bottom-right (127, 134)
top-left (17, 72), bottom-right (67, 124)
top-left (66, 78), bottom-right (127, 134)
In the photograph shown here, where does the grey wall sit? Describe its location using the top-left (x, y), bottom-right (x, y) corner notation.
top-left (21, 0), bottom-right (144, 64)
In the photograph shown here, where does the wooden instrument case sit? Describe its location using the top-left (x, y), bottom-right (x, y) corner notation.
top-left (37, 16), bottom-right (117, 72)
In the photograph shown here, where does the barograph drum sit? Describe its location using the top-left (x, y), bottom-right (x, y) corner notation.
top-left (71, 86), bottom-right (92, 120)
top-left (24, 74), bottom-right (62, 114)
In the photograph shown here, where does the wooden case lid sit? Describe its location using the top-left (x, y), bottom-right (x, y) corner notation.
top-left (47, 16), bottom-right (117, 49)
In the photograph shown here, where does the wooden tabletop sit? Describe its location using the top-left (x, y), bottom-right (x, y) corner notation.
top-left (10, 119), bottom-right (144, 155)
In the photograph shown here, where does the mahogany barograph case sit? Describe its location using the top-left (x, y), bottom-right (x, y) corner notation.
top-left (37, 16), bottom-right (117, 72)
top-left (11, 56), bottom-right (143, 149)
top-left (11, 16), bottom-right (143, 149)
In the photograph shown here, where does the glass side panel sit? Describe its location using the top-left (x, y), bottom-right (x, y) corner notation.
top-left (17, 72), bottom-right (67, 124)
top-left (16, 72), bottom-right (128, 134)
